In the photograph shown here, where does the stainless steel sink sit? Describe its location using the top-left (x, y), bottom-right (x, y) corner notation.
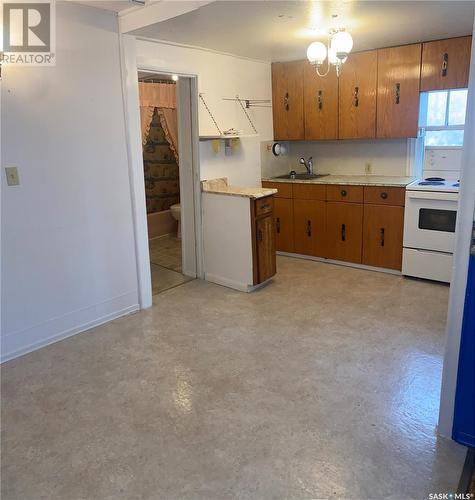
top-left (276, 173), bottom-right (329, 180)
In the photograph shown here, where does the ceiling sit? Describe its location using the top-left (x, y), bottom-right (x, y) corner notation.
top-left (132, 0), bottom-right (475, 62)
top-left (76, 1), bottom-right (137, 12)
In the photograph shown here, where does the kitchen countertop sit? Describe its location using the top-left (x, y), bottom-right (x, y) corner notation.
top-left (262, 175), bottom-right (416, 187)
top-left (202, 177), bottom-right (277, 200)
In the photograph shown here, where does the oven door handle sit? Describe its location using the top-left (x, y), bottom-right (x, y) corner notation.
top-left (406, 191), bottom-right (459, 202)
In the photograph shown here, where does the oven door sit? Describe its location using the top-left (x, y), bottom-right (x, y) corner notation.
top-left (403, 191), bottom-right (458, 253)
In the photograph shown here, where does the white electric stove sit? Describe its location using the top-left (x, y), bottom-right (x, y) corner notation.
top-left (403, 177), bottom-right (460, 283)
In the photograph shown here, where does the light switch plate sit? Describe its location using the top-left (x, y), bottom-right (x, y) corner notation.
top-left (5, 167), bottom-right (20, 186)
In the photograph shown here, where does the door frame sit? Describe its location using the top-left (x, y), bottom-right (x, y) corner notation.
top-left (119, 34), bottom-right (203, 309)
top-left (438, 29), bottom-right (475, 438)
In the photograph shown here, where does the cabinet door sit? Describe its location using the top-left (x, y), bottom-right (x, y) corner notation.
top-left (271, 62), bottom-right (288, 140)
top-left (326, 202), bottom-right (363, 264)
top-left (339, 50), bottom-right (377, 139)
top-left (271, 61), bottom-right (305, 140)
top-left (363, 205), bottom-right (404, 270)
top-left (421, 36), bottom-right (472, 91)
top-left (304, 60), bottom-right (338, 140)
top-left (256, 214), bottom-right (276, 283)
top-left (377, 44), bottom-right (422, 138)
top-left (274, 198), bottom-right (294, 253)
top-left (293, 200), bottom-right (326, 257)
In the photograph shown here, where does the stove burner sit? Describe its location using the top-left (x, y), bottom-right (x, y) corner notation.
top-left (425, 176), bottom-right (446, 181)
top-left (418, 181), bottom-right (445, 186)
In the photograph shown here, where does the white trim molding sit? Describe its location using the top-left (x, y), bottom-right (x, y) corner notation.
top-left (118, 34), bottom-right (153, 310)
top-left (1, 292), bottom-right (139, 363)
top-left (119, 1), bottom-right (213, 34)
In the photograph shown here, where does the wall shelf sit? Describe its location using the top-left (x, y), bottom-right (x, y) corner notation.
top-left (199, 134), bottom-right (258, 141)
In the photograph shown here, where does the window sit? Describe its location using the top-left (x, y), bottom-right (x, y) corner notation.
top-left (420, 89), bottom-right (468, 147)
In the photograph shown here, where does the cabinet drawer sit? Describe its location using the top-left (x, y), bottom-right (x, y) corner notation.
top-left (292, 183), bottom-right (326, 200)
top-left (261, 181), bottom-right (292, 199)
top-left (364, 186), bottom-right (405, 206)
top-left (255, 196), bottom-right (274, 218)
top-left (326, 185), bottom-right (363, 203)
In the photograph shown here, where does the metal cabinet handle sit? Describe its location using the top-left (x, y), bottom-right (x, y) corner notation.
top-left (276, 217), bottom-right (281, 234)
top-left (442, 52), bottom-right (449, 77)
top-left (307, 220), bottom-right (312, 237)
top-left (353, 86), bottom-right (359, 107)
top-left (260, 203), bottom-right (271, 210)
top-left (284, 92), bottom-right (289, 111)
top-left (341, 223), bottom-right (346, 242)
top-left (380, 192), bottom-right (388, 200)
top-left (341, 189), bottom-right (347, 197)
top-left (317, 90), bottom-right (323, 110)
top-left (380, 227), bottom-right (385, 247)
top-left (395, 83), bottom-right (401, 104)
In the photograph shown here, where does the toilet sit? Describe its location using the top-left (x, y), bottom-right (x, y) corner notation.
top-left (170, 203), bottom-right (181, 239)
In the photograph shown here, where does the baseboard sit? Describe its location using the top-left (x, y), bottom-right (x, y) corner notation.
top-left (147, 210), bottom-right (177, 239)
top-left (277, 252), bottom-right (402, 276)
top-left (204, 273), bottom-right (251, 292)
top-left (1, 291), bottom-right (139, 363)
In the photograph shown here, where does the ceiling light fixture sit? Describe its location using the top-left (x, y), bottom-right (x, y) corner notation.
top-left (307, 28), bottom-right (353, 78)
top-left (171, 74), bottom-right (179, 81)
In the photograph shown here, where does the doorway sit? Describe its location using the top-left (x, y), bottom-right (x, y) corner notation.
top-left (137, 71), bottom-right (197, 295)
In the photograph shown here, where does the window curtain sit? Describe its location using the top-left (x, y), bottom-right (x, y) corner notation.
top-left (138, 82), bottom-right (179, 163)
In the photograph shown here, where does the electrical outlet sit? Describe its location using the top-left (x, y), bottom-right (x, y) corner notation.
top-left (5, 167), bottom-right (20, 186)
top-left (365, 162), bottom-right (372, 175)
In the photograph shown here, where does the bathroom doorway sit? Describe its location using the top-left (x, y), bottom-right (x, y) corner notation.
top-left (138, 72), bottom-right (193, 294)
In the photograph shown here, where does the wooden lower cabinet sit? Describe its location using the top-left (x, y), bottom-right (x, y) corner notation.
top-left (362, 205), bottom-right (404, 270)
top-left (259, 182), bottom-right (405, 271)
top-left (293, 200), bottom-right (326, 257)
top-left (274, 198), bottom-right (294, 252)
top-left (255, 213), bottom-right (276, 283)
top-left (326, 202), bottom-right (363, 264)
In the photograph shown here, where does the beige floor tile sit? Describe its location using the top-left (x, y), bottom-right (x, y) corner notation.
top-left (151, 263), bottom-right (192, 294)
top-left (149, 235), bottom-right (182, 272)
top-left (1, 256), bottom-right (465, 500)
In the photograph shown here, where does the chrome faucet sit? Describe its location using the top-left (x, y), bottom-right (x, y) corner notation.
top-left (299, 156), bottom-right (314, 175)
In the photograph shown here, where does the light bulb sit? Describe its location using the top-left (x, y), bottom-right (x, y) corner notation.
top-left (172, 74), bottom-right (179, 81)
top-left (307, 41), bottom-right (327, 65)
top-left (328, 47), bottom-right (347, 65)
top-left (330, 31), bottom-right (353, 59)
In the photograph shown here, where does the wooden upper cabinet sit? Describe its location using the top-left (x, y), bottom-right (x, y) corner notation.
top-left (339, 50), bottom-right (378, 139)
top-left (304, 60), bottom-right (338, 140)
top-left (377, 44), bottom-right (422, 138)
top-left (421, 36), bottom-right (472, 91)
top-left (271, 61), bottom-right (305, 140)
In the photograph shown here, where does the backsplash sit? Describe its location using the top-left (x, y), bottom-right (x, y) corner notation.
top-left (261, 139), bottom-right (414, 178)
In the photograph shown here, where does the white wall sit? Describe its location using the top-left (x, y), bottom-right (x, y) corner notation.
top-left (1, 3), bottom-right (139, 361)
top-left (261, 139), bottom-right (413, 178)
top-left (135, 39), bottom-right (273, 187)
